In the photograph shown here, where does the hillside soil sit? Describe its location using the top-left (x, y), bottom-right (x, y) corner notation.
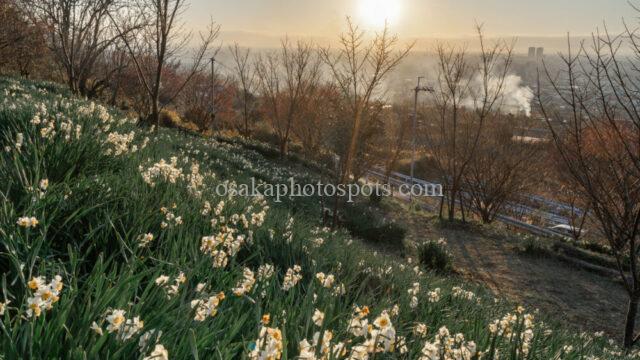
top-left (386, 200), bottom-right (628, 340)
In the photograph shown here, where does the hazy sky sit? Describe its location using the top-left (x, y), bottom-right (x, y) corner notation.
top-left (187, 0), bottom-right (631, 44)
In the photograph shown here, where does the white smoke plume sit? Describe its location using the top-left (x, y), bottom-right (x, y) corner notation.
top-left (462, 74), bottom-right (534, 117)
top-left (498, 75), bottom-right (534, 117)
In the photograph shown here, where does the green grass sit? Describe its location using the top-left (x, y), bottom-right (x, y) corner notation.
top-left (0, 77), bottom-right (634, 359)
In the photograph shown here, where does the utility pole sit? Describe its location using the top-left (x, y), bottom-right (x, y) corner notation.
top-left (210, 57), bottom-right (216, 131)
top-left (410, 76), bottom-right (435, 201)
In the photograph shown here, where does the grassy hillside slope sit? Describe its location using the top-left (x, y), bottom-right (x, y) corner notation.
top-left (0, 77), bottom-right (633, 359)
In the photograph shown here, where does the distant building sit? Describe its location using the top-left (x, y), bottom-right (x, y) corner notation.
top-left (528, 47), bottom-right (536, 58)
top-left (536, 47), bottom-right (544, 58)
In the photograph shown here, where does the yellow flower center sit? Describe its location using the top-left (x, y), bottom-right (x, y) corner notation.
top-left (270, 330), bottom-right (282, 341)
top-left (29, 303), bottom-right (41, 316)
top-left (28, 279), bottom-right (39, 290)
top-left (112, 315), bottom-right (124, 326)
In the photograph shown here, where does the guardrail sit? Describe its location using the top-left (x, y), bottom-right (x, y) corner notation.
top-left (366, 169), bottom-right (570, 239)
top-left (371, 168), bottom-right (582, 219)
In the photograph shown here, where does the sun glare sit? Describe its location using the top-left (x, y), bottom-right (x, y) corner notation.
top-left (358, 0), bottom-right (402, 28)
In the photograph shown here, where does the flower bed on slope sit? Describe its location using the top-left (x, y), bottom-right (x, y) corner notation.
top-left (0, 77), bottom-right (635, 359)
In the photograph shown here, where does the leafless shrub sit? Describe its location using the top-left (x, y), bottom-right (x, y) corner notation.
top-left (229, 43), bottom-right (257, 136)
top-left (462, 116), bottom-right (544, 223)
top-left (21, 0), bottom-right (134, 96)
top-left (109, 0), bottom-right (219, 126)
top-left (0, 0), bottom-right (49, 78)
top-left (255, 39), bottom-right (321, 156)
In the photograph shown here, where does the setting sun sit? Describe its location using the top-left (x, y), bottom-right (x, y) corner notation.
top-left (358, 0), bottom-right (402, 28)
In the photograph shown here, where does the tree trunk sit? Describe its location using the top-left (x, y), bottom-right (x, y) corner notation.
top-left (447, 188), bottom-right (456, 221)
top-left (460, 192), bottom-right (467, 223)
top-left (150, 97), bottom-right (160, 129)
top-left (481, 210), bottom-right (491, 224)
top-left (78, 76), bottom-right (88, 97)
top-left (68, 74), bottom-right (77, 94)
top-left (279, 139), bottom-right (288, 158)
top-left (342, 109), bottom-right (363, 183)
top-left (243, 100), bottom-right (250, 136)
top-left (624, 293), bottom-right (640, 348)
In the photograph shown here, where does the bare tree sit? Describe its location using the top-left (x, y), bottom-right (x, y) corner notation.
top-left (427, 43), bottom-right (472, 220)
top-left (382, 102), bottom-right (412, 180)
top-left (292, 83), bottom-right (339, 159)
top-left (103, 44), bottom-right (132, 105)
top-left (462, 117), bottom-right (544, 223)
top-left (426, 26), bottom-right (514, 221)
top-left (229, 43), bottom-right (256, 136)
top-left (110, 0), bottom-right (219, 126)
top-left (0, 0), bottom-right (12, 54)
top-left (0, 0), bottom-right (48, 78)
top-left (558, 186), bottom-right (591, 241)
top-left (255, 39), bottom-right (321, 156)
top-left (538, 28), bottom-right (640, 347)
top-left (325, 100), bottom-right (389, 182)
top-left (20, 0), bottom-right (132, 95)
top-left (350, 102), bottom-right (389, 182)
top-left (320, 18), bottom-right (412, 184)
top-left (180, 71), bottom-right (235, 132)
